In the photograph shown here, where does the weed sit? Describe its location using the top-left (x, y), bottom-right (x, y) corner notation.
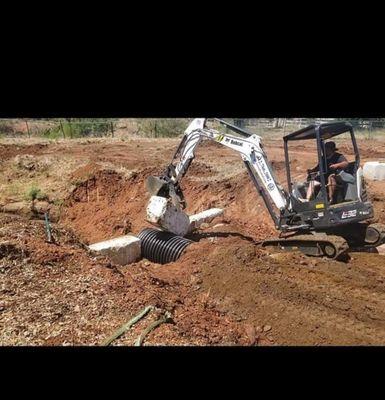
top-left (53, 199), bottom-right (64, 206)
top-left (25, 185), bottom-right (48, 202)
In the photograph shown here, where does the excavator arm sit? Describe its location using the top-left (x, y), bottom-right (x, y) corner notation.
top-left (146, 118), bottom-right (289, 228)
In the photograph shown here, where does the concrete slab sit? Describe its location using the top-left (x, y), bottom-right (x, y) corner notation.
top-left (363, 162), bottom-right (385, 181)
top-left (188, 208), bottom-right (224, 232)
top-left (88, 235), bottom-right (141, 265)
top-left (146, 196), bottom-right (191, 236)
top-left (146, 196), bottom-right (224, 237)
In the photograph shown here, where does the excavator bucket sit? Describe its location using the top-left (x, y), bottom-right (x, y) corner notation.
top-left (146, 176), bottom-right (168, 197)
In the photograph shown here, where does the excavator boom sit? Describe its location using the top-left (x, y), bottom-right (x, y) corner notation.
top-left (147, 118), bottom-right (288, 228)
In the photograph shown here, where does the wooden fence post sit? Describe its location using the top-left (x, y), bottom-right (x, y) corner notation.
top-left (25, 120), bottom-right (31, 138)
top-left (110, 121), bottom-right (114, 138)
top-left (60, 121), bottom-right (65, 138)
top-left (69, 119), bottom-right (73, 139)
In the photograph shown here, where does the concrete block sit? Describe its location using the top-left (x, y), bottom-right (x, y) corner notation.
top-left (146, 196), bottom-right (224, 237)
top-left (188, 208), bottom-right (224, 232)
top-left (89, 235), bottom-right (141, 265)
top-left (146, 196), bottom-right (191, 237)
top-left (363, 162), bottom-right (385, 181)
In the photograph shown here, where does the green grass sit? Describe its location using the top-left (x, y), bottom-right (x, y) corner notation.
top-left (25, 185), bottom-right (48, 202)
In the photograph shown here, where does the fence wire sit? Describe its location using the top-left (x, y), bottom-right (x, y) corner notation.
top-left (0, 118), bottom-right (384, 139)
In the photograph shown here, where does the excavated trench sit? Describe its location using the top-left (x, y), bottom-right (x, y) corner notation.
top-left (60, 166), bottom-right (274, 262)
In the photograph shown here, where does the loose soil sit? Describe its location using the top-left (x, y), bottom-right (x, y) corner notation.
top-left (1, 136), bottom-right (385, 345)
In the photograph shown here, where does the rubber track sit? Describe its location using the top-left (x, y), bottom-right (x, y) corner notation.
top-left (262, 233), bottom-right (350, 260)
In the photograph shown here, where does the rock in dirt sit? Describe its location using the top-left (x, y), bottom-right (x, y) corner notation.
top-left (268, 253), bottom-right (287, 262)
top-left (245, 324), bottom-right (257, 345)
top-left (376, 244), bottom-right (385, 255)
top-left (263, 325), bottom-right (272, 332)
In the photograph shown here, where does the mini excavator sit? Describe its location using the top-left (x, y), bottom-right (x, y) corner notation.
top-left (140, 118), bottom-right (385, 262)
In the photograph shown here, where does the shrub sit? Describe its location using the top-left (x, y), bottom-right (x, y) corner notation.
top-left (42, 119), bottom-right (117, 139)
top-left (0, 121), bottom-right (14, 135)
top-left (26, 185), bottom-right (47, 202)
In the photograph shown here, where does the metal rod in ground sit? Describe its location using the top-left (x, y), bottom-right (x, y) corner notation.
top-left (44, 212), bottom-right (52, 243)
top-left (101, 305), bottom-right (154, 346)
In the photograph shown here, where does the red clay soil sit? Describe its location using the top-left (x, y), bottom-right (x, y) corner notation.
top-left (61, 168), bottom-right (159, 244)
top-left (0, 143), bottom-right (49, 162)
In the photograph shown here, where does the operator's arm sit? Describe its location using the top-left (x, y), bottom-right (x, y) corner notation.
top-left (329, 155), bottom-right (349, 171)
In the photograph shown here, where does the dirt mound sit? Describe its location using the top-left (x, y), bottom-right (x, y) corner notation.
top-left (0, 143), bottom-right (48, 162)
top-left (69, 162), bottom-right (103, 182)
top-left (182, 173), bottom-right (276, 240)
top-left (13, 154), bottom-right (52, 172)
top-left (188, 162), bottom-right (215, 177)
top-left (62, 168), bottom-right (158, 244)
top-left (270, 160), bottom-right (286, 170)
top-left (177, 233), bottom-right (385, 345)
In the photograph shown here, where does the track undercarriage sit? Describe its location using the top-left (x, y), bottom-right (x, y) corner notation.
top-left (262, 222), bottom-right (385, 260)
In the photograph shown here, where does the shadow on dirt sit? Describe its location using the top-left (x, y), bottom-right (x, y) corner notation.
top-left (187, 231), bottom-right (260, 244)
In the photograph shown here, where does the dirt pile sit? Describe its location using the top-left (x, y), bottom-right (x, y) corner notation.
top-left (61, 168), bottom-right (158, 244)
top-left (177, 233), bottom-right (385, 345)
top-left (0, 143), bottom-right (49, 162)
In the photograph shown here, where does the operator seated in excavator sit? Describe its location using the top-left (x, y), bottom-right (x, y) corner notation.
top-left (300, 141), bottom-right (353, 204)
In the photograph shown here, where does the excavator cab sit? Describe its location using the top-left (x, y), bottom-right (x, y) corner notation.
top-left (281, 122), bottom-right (373, 231)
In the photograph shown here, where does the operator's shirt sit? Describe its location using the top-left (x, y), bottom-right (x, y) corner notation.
top-left (314, 152), bottom-right (348, 180)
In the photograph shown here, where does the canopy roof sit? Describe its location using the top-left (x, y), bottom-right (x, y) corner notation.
top-left (284, 122), bottom-right (352, 141)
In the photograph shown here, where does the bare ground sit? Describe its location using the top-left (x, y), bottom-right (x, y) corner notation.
top-left (1, 136), bottom-right (385, 345)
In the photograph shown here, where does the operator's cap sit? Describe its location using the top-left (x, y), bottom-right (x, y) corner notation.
top-left (325, 141), bottom-right (338, 151)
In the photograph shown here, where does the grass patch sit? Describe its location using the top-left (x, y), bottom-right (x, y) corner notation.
top-left (53, 199), bottom-right (64, 207)
top-left (25, 185), bottom-right (48, 202)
